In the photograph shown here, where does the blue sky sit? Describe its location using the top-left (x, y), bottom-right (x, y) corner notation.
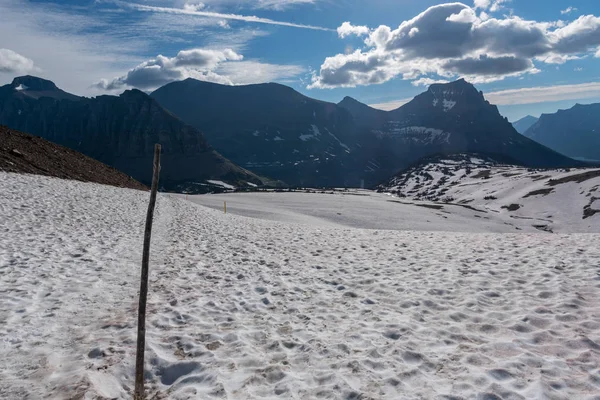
top-left (1, 0), bottom-right (600, 121)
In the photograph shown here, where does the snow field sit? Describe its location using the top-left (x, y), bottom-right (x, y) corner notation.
top-left (1, 172), bottom-right (600, 399)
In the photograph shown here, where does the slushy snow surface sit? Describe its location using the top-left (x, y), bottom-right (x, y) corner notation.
top-left (2, 172), bottom-right (600, 399)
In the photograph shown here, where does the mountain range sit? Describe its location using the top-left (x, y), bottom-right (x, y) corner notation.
top-left (0, 76), bottom-right (263, 191)
top-left (0, 75), bottom-right (591, 189)
top-left (522, 103), bottom-right (600, 162)
top-left (152, 78), bottom-right (579, 187)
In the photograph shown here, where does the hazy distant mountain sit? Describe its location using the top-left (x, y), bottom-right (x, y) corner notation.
top-left (153, 78), bottom-right (578, 187)
top-left (0, 76), bottom-right (263, 191)
top-left (523, 103), bottom-right (600, 161)
top-left (512, 115), bottom-right (538, 134)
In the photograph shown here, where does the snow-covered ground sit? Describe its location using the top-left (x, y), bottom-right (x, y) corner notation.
top-left (378, 155), bottom-right (600, 233)
top-left (2, 172), bottom-right (600, 399)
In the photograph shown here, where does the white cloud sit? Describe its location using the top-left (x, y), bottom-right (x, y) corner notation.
top-left (489, 0), bottom-right (510, 12)
top-left (411, 77), bottom-right (450, 87)
top-left (116, 1), bottom-right (333, 31)
top-left (485, 82), bottom-right (600, 105)
top-left (96, 48), bottom-right (243, 89)
top-left (0, 48), bottom-right (37, 74)
top-left (473, 0), bottom-right (491, 9)
top-left (337, 22), bottom-right (370, 38)
top-left (182, 0), bottom-right (319, 11)
top-left (216, 61), bottom-right (305, 84)
top-left (473, 0), bottom-right (510, 12)
top-left (183, 2), bottom-right (205, 12)
top-left (309, 3), bottom-right (600, 89)
top-left (254, 0), bottom-right (317, 11)
top-left (561, 7), bottom-right (578, 15)
top-left (596, 47), bottom-right (600, 57)
top-left (369, 97), bottom-right (414, 111)
top-left (96, 48), bottom-right (304, 90)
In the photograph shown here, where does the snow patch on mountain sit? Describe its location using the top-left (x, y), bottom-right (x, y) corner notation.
top-left (207, 180), bottom-right (235, 189)
top-left (382, 123), bottom-right (451, 144)
top-left (443, 99), bottom-right (456, 112)
top-left (325, 127), bottom-right (350, 151)
top-left (299, 125), bottom-right (323, 141)
top-left (378, 154), bottom-right (600, 232)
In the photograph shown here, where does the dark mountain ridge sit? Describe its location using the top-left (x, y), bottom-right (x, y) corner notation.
top-left (152, 77), bottom-right (579, 187)
top-left (152, 78), bottom-right (362, 187)
top-left (0, 76), bottom-right (263, 191)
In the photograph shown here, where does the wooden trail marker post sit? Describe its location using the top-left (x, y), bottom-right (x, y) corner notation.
top-left (134, 144), bottom-right (161, 400)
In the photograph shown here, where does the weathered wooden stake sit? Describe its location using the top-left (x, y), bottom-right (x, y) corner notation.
top-left (134, 144), bottom-right (161, 400)
top-left (224, 200), bottom-right (227, 214)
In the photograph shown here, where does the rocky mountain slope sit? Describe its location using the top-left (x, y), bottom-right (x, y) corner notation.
top-left (344, 79), bottom-right (578, 171)
top-left (0, 76), bottom-right (264, 192)
top-left (511, 115), bottom-right (538, 134)
top-left (151, 78), bottom-right (361, 187)
top-left (1, 125), bottom-right (146, 190)
top-left (153, 78), bottom-right (579, 187)
top-left (523, 103), bottom-right (600, 161)
top-left (377, 154), bottom-right (600, 232)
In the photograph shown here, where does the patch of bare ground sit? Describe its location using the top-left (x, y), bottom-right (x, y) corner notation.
top-left (547, 169), bottom-right (600, 186)
top-left (523, 188), bottom-right (554, 198)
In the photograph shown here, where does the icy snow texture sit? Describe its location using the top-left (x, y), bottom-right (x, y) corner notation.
top-left (1, 172), bottom-right (600, 399)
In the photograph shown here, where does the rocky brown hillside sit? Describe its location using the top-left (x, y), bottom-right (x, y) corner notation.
top-left (0, 125), bottom-right (147, 190)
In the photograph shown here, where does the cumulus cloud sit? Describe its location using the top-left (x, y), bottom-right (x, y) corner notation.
top-left (337, 22), bottom-right (370, 38)
top-left (411, 77), bottom-right (450, 87)
top-left (474, 0), bottom-right (509, 12)
top-left (95, 48), bottom-right (304, 90)
top-left (96, 48), bottom-right (243, 90)
top-left (443, 54), bottom-right (534, 75)
top-left (309, 3), bottom-right (600, 89)
top-left (561, 7), bottom-right (578, 15)
top-left (0, 48), bottom-right (37, 73)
